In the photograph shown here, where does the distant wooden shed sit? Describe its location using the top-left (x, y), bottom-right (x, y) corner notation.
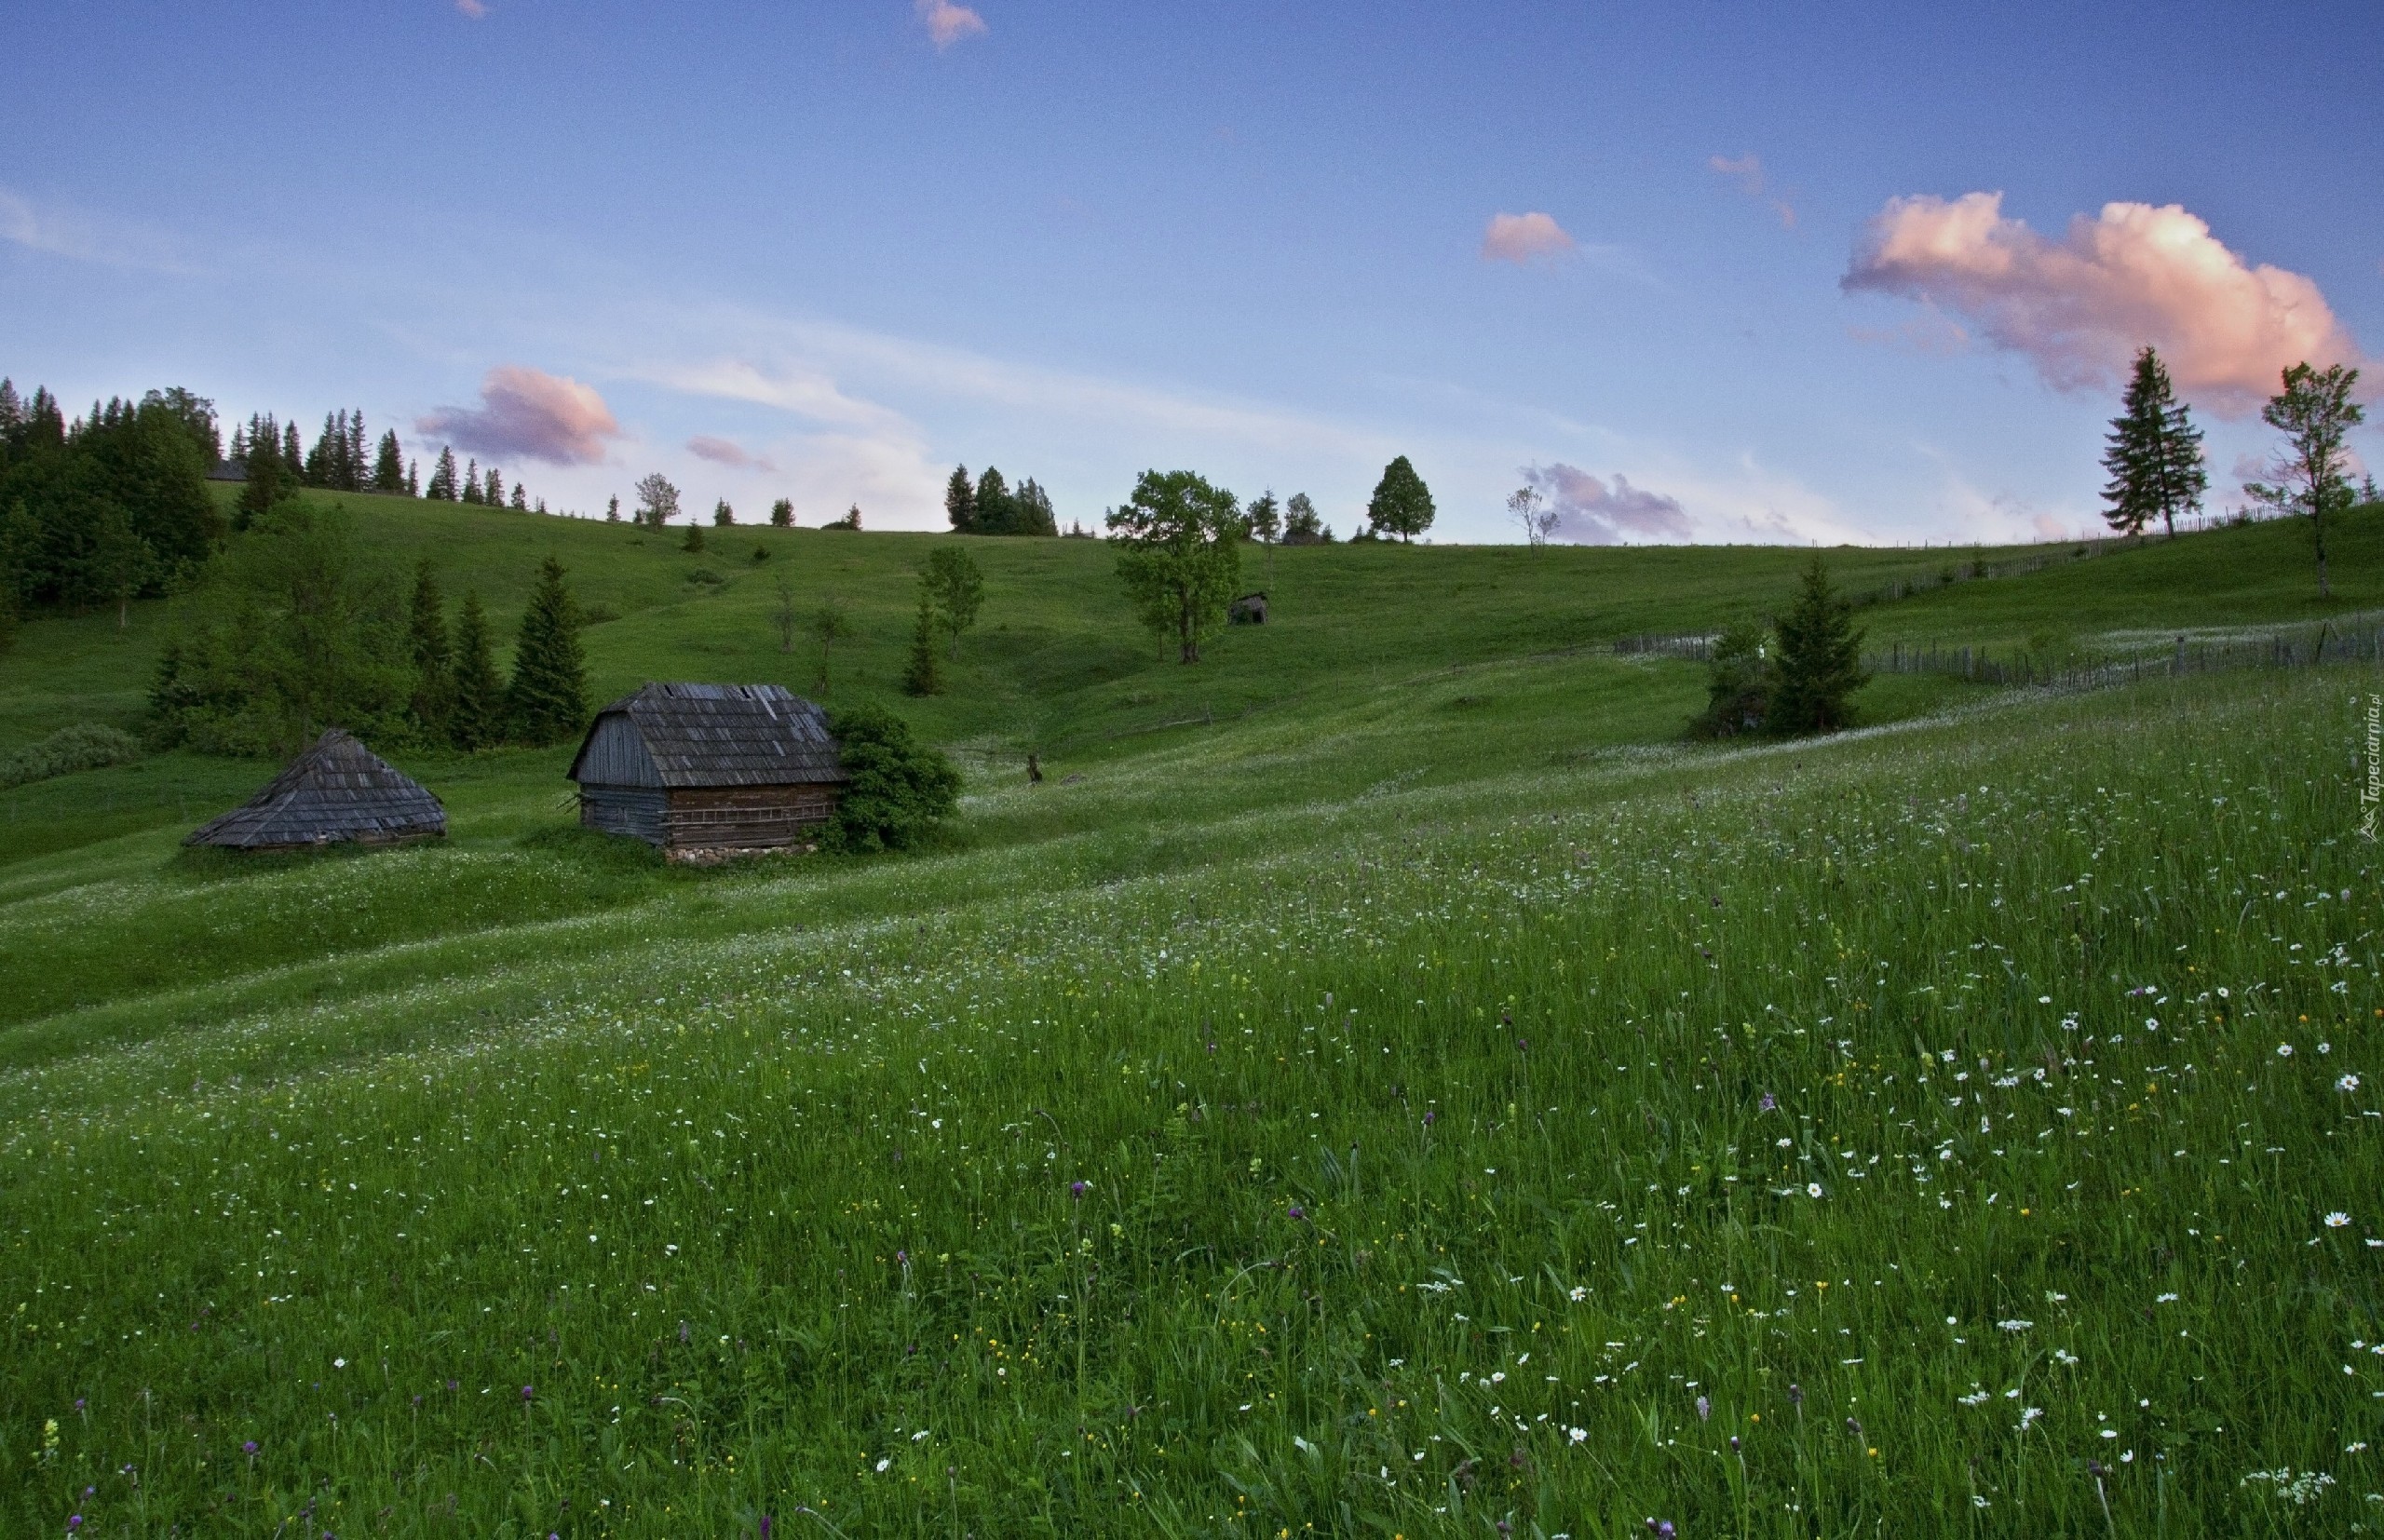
top-left (185, 729), bottom-right (445, 850)
top-left (1229, 591), bottom-right (1269, 625)
top-left (566, 682), bottom-right (847, 856)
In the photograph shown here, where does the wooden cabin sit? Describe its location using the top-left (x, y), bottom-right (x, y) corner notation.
top-left (1228, 591), bottom-right (1269, 625)
top-left (566, 682), bottom-right (847, 857)
top-left (185, 729), bottom-right (445, 850)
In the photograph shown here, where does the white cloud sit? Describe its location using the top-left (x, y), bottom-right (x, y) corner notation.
top-left (0, 184), bottom-right (190, 271)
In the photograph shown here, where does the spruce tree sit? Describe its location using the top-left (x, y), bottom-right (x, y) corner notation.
top-left (770, 497), bottom-right (794, 528)
top-left (713, 498), bottom-right (734, 526)
top-left (1768, 555), bottom-right (1868, 735)
top-left (682, 520), bottom-right (705, 553)
top-left (372, 430), bottom-right (406, 493)
top-left (509, 484), bottom-right (527, 510)
top-left (503, 557), bottom-right (589, 745)
top-left (605, 495), bottom-right (621, 522)
top-left (974, 466), bottom-right (1012, 534)
top-left (462, 460), bottom-right (483, 504)
top-left (448, 589), bottom-right (505, 750)
top-left (282, 422), bottom-right (304, 477)
top-left (900, 587), bottom-right (943, 696)
top-left (484, 466), bottom-right (504, 507)
top-left (406, 559), bottom-right (454, 736)
top-left (944, 465), bottom-right (976, 532)
top-left (2101, 346), bottom-right (2206, 537)
top-left (406, 458), bottom-right (420, 497)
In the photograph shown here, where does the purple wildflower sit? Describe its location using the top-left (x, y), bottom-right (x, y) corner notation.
top-left (1758, 1092), bottom-right (1777, 1113)
top-left (1070, 1181), bottom-right (1088, 1200)
top-left (1696, 1395), bottom-right (1711, 1422)
top-left (1788, 1383), bottom-right (1804, 1406)
top-left (1423, 1110), bottom-right (1437, 1127)
top-left (1729, 1435), bottom-right (1741, 1452)
top-left (1288, 1205), bottom-right (1307, 1222)
top-left (521, 1385), bottom-right (535, 1402)
top-left (67, 1519), bottom-right (82, 1533)
top-left (242, 1441), bottom-right (258, 1456)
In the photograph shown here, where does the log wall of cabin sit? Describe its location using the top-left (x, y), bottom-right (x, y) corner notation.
top-left (660, 784), bottom-right (838, 849)
top-left (579, 785), bottom-right (670, 844)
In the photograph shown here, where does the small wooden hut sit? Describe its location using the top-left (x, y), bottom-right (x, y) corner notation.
top-left (1229, 591), bottom-right (1269, 625)
top-left (566, 682), bottom-right (847, 857)
top-left (185, 729), bottom-right (446, 850)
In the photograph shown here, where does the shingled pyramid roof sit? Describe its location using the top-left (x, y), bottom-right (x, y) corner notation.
top-left (567, 682), bottom-right (847, 788)
top-left (185, 730), bottom-right (446, 850)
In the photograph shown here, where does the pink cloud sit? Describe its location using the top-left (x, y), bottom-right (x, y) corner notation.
top-left (916, 0), bottom-right (987, 47)
top-left (1523, 463), bottom-right (1691, 545)
top-left (1708, 153), bottom-right (1795, 228)
top-left (454, 0), bottom-right (486, 17)
top-left (1481, 211), bottom-right (1576, 265)
top-left (687, 434), bottom-right (776, 473)
top-left (417, 366), bottom-right (621, 466)
top-left (1844, 191), bottom-right (2372, 416)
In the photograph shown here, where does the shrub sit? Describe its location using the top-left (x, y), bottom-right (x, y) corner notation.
top-left (1695, 620), bottom-right (1772, 737)
top-left (825, 703), bottom-right (961, 853)
top-left (0, 723), bottom-right (144, 789)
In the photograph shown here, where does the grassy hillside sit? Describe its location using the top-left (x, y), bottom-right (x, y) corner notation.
top-left (1, 501), bottom-right (2378, 1534)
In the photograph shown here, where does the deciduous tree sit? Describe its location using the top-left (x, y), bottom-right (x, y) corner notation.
top-left (2246, 361), bottom-right (2364, 598)
top-left (922, 545), bottom-right (984, 658)
top-left (1366, 455), bottom-right (1435, 542)
top-left (1106, 469), bottom-right (1242, 663)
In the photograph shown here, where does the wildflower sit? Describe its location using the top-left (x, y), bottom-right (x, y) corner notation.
top-left (2017, 1406), bottom-right (2043, 1430)
top-left (2278, 1044), bottom-right (2294, 1058)
top-left (521, 1385), bottom-right (535, 1402)
top-left (2327, 1212), bottom-right (2352, 1229)
top-left (333, 1358), bottom-right (346, 1370)
top-left (875, 1457), bottom-right (891, 1473)
top-left (2339, 1074), bottom-right (2363, 1093)
top-left (1568, 1286), bottom-right (1588, 1303)
top-left (68, 1518), bottom-right (82, 1532)
top-left (1759, 1092), bottom-right (1777, 1113)
top-left (1998, 1319), bottom-right (2034, 1332)
top-left (1696, 1396), bottom-right (1711, 1422)
top-left (1808, 1182), bottom-right (1824, 1198)
top-left (2156, 1292), bottom-right (2178, 1304)
top-left (1846, 1417), bottom-right (1863, 1438)
top-left (1288, 1205), bottom-right (1307, 1222)
top-left (1567, 1426), bottom-right (1588, 1444)
top-left (1788, 1384), bottom-right (1804, 1407)
top-left (1644, 1521), bottom-right (1676, 1539)
top-left (1728, 1435), bottom-right (1741, 1451)
top-left (1423, 1110), bottom-right (1437, 1127)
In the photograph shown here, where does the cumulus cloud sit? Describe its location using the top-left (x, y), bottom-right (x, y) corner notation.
top-left (1522, 463), bottom-right (1692, 544)
top-left (1481, 211), bottom-right (1577, 265)
top-left (1708, 153), bottom-right (1794, 228)
top-left (916, 0), bottom-right (987, 47)
top-left (1843, 191), bottom-right (2371, 415)
top-left (417, 366), bottom-right (622, 465)
top-left (687, 434), bottom-right (776, 473)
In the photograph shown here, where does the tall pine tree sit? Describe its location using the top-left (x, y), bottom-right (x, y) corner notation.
top-left (372, 430), bottom-right (407, 493)
top-left (944, 465), bottom-right (976, 532)
top-left (2101, 346), bottom-right (2207, 537)
top-left (1768, 556), bottom-right (1868, 735)
top-left (503, 557), bottom-right (589, 745)
top-left (427, 447), bottom-right (459, 501)
top-left (901, 587), bottom-right (943, 696)
top-left (406, 559), bottom-right (454, 738)
top-left (448, 589), bottom-right (505, 750)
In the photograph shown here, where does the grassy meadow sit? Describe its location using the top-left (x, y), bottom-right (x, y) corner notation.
top-left (2, 495), bottom-right (2381, 1535)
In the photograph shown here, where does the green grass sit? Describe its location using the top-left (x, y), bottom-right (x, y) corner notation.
top-left (1, 499), bottom-right (2379, 1535)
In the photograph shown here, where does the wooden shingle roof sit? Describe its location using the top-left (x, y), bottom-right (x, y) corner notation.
top-left (185, 730), bottom-right (446, 849)
top-left (567, 682), bottom-right (847, 789)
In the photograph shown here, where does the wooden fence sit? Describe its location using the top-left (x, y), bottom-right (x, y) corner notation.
top-left (1613, 624), bottom-right (2384, 690)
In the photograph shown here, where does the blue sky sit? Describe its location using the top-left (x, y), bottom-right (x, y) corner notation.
top-left (4, 1), bottom-right (2378, 543)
